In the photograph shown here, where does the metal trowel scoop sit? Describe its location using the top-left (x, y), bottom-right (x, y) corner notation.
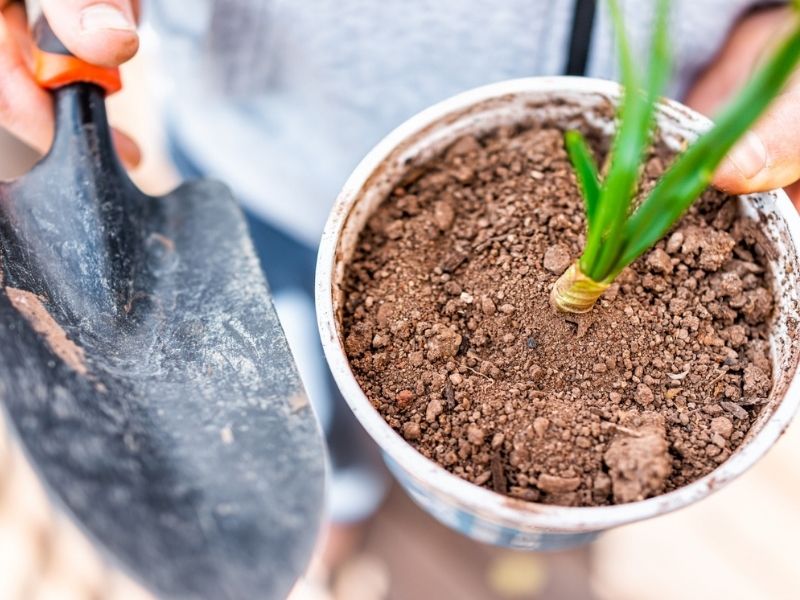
top-left (0, 13), bottom-right (325, 600)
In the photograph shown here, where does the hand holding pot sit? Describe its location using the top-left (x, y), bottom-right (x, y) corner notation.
top-left (687, 4), bottom-right (800, 208)
top-left (0, 0), bottom-right (140, 165)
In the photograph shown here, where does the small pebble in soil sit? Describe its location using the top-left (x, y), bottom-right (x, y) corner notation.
top-left (537, 474), bottom-right (581, 494)
top-left (396, 389), bottom-right (414, 409)
top-left (635, 384), bottom-right (655, 406)
top-left (646, 248), bottom-right (673, 274)
top-left (743, 363), bottom-right (771, 397)
top-left (480, 296), bottom-right (497, 315)
top-left (543, 244), bottom-right (572, 275)
top-left (604, 413), bottom-right (671, 503)
top-left (467, 425), bottom-right (486, 445)
top-left (533, 417), bottom-right (550, 438)
top-left (426, 398), bottom-right (443, 423)
top-left (666, 231), bottom-right (684, 254)
top-left (402, 422), bottom-right (421, 441)
top-left (711, 433), bottom-right (727, 448)
top-left (426, 325), bottom-right (462, 360)
top-left (710, 416), bottom-right (734, 439)
top-left (474, 471), bottom-right (492, 486)
top-left (433, 199), bottom-right (455, 231)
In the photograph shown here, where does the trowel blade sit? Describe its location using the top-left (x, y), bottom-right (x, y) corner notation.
top-left (0, 176), bottom-right (326, 600)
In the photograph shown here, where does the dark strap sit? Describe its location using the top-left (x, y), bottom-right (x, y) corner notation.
top-left (564, 0), bottom-right (597, 76)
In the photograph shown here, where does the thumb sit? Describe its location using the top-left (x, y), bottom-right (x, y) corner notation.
top-left (712, 85), bottom-right (800, 195)
top-left (39, 0), bottom-right (138, 68)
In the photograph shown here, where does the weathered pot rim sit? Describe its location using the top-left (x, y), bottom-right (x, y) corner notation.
top-left (316, 76), bottom-right (800, 532)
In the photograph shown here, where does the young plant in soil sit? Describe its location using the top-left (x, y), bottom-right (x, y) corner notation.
top-left (551, 0), bottom-right (800, 313)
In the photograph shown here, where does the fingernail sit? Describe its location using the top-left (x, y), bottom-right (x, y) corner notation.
top-left (80, 3), bottom-right (135, 33)
top-left (727, 131), bottom-right (767, 180)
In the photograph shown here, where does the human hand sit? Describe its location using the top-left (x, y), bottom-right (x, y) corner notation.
top-left (0, 0), bottom-right (140, 166)
top-left (685, 5), bottom-right (800, 209)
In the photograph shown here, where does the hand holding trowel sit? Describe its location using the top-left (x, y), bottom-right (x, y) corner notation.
top-left (0, 3), bottom-right (326, 598)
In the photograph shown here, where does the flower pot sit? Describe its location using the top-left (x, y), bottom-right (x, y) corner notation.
top-left (315, 77), bottom-right (800, 551)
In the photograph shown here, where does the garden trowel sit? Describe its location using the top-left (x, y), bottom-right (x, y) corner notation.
top-left (0, 13), bottom-right (325, 600)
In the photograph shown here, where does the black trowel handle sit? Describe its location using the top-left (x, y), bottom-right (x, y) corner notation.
top-left (31, 13), bottom-right (122, 94)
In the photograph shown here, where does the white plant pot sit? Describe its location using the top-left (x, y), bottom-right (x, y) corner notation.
top-left (315, 77), bottom-right (800, 551)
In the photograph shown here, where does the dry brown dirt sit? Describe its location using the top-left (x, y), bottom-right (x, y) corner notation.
top-left (342, 123), bottom-right (774, 506)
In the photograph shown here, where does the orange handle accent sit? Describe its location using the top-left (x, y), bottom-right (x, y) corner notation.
top-left (33, 49), bottom-right (122, 95)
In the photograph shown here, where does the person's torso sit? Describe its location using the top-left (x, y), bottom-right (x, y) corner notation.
top-left (148, 0), bottom-right (763, 245)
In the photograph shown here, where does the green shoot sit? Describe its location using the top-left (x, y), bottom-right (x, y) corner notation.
top-left (552, 0), bottom-right (800, 313)
top-left (564, 131), bottom-right (601, 225)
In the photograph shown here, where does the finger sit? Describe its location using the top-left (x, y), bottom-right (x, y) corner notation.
top-left (40, 0), bottom-right (138, 67)
top-left (712, 86), bottom-right (800, 195)
top-left (112, 128), bottom-right (141, 169)
top-left (3, 1), bottom-right (31, 58)
top-left (786, 180), bottom-right (800, 211)
top-left (0, 7), bottom-right (54, 154)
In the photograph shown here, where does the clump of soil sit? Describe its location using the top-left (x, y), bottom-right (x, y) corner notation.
top-left (341, 122), bottom-right (774, 506)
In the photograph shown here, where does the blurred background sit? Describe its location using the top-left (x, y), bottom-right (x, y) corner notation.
top-left (1, 26), bottom-right (800, 600)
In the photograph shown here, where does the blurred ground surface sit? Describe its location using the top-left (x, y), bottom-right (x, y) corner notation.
top-left (1, 45), bottom-right (799, 600)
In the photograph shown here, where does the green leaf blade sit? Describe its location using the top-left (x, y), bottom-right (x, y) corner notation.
top-left (564, 130), bottom-right (601, 229)
top-left (580, 0), bottom-right (641, 276)
top-left (583, 0), bottom-right (671, 281)
top-left (617, 19), bottom-right (800, 272)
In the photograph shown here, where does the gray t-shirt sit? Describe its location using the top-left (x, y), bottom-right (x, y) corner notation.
top-left (148, 0), bottom-right (772, 246)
